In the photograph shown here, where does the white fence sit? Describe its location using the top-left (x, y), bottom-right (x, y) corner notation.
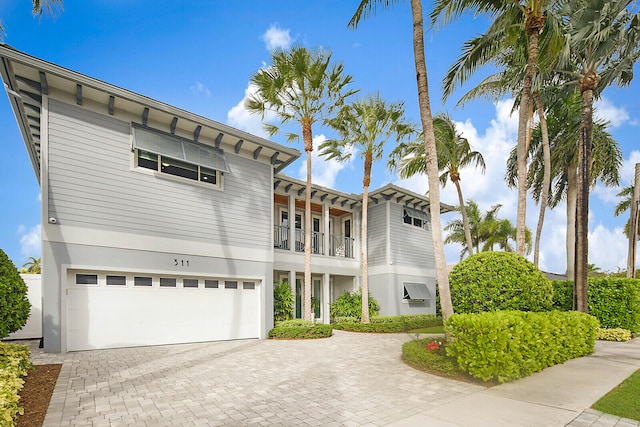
top-left (6, 274), bottom-right (42, 340)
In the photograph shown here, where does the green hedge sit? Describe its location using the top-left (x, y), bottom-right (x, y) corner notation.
top-left (334, 314), bottom-right (442, 333)
top-left (449, 252), bottom-right (553, 313)
top-left (0, 343), bottom-right (32, 426)
top-left (552, 278), bottom-right (640, 332)
top-left (269, 320), bottom-right (333, 339)
top-left (0, 249), bottom-right (31, 339)
top-left (329, 290), bottom-right (380, 321)
top-left (445, 311), bottom-right (599, 383)
top-left (402, 338), bottom-right (458, 377)
top-left (597, 328), bottom-right (632, 342)
top-left (273, 281), bottom-right (294, 322)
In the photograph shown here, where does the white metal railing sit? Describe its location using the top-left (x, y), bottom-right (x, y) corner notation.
top-left (275, 225), bottom-right (355, 258)
top-left (330, 235), bottom-right (355, 258)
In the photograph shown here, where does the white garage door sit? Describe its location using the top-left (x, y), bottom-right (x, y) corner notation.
top-left (66, 271), bottom-right (261, 351)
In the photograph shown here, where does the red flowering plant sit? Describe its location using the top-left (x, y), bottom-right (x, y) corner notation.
top-left (427, 339), bottom-right (444, 352)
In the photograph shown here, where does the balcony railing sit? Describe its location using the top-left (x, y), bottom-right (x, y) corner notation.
top-left (274, 226), bottom-right (352, 258)
top-left (330, 235), bottom-right (355, 258)
top-left (274, 224), bottom-right (289, 250)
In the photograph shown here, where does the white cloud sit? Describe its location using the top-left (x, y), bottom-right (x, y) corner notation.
top-left (227, 82), bottom-right (276, 138)
top-left (594, 97), bottom-right (630, 129)
top-left (19, 224), bottom-right (40, 259)
top-left (394, 98), bottom-right (518, 214)
top-left (594, 149), bottom-right (640, 205)
top-left (190, 81), bottom-right (211, 97)
top-left (387, 98), bottom-right (632, 275)
top-left (297, 134), bottom-right (355, 188)
top-left (588, 224), bottom-right (628, 273)
top-left (261, 24), bottom-right (292, 51)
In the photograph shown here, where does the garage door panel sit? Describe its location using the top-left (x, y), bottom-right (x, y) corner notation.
top-left (67, 281), bottom-right (260, 351)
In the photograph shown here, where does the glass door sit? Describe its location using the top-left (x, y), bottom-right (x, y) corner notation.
top-left (295, 278), bottom-right (302, 319)
top-left (313, 278), bottom-right (322, 319)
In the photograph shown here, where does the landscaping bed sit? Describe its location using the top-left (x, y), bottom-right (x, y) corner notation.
top-left (15, 364), bottom-right (61, 427)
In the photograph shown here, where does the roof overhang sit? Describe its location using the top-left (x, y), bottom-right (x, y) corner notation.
top-left (274, 174), bottom-right (362, 214)
top-left (0, 43), bottom-right (300, 184)
top-left (367, 183), bottom-right (455, 214)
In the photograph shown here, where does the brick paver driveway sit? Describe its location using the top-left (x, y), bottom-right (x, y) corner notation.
top-left (37, 330), bottom-right (481, 426)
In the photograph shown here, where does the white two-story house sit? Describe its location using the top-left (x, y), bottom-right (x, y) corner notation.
top-left (1, 45), bottom-right (451, 353)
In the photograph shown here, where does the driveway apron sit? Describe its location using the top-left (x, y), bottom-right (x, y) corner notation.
top-left (39, 330), bottom-right (480, 426)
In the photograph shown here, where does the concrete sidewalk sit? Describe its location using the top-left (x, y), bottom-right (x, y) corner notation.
top-left (19, 332), bottom-right (640, 426)
top-left (392, 337), bottom-right (640, 427)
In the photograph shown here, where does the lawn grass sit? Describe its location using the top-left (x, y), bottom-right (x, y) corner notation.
top-left (592, 369), bottom-right (640, 421)
top-left (408, 325), bottom-right (445, 334)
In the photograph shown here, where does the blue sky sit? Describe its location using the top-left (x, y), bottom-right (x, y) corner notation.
top-left (1, 1), bottom-right (639, 274)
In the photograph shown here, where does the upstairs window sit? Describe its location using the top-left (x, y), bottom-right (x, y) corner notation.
top-left (403, 207), bottom-right (429, 229)
top-left (133, 124), bottom-right (229, 187)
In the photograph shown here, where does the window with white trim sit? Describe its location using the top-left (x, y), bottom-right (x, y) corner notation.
top-left (132, 124), bottom-right (229, 187)
top-left (403, 207), bottom-right (429, 229)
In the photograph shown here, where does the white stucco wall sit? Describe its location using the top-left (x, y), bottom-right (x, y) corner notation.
top-left (6, 274), bottom-right (42, 340)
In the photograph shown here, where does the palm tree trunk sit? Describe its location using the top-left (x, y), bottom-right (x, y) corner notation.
top-left (410, 0), bottom-right (453, 322)
top-left (454, 180), bottom-right (473, 257)
top-left (515, 13), bottom-right (541, 255)
top-left (566, 165), bottom-right (577, 281)
top-left (575, 86), bottom-right (594, 313)
top-left (361, 153), bottom-right (372, 324)
top-left (533, 92), bottom-right (550, 267)
top-left (302, 120), bottom-right (313, 321)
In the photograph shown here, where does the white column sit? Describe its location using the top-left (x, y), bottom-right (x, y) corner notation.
top-left (354, 207), bottom-right (362, 262)
top-left (288, 194), bottom-right (295, 252)
top-left (323, 203), bottom-right (330, 256)
top-left (323, 272), bottom-right (330, 324)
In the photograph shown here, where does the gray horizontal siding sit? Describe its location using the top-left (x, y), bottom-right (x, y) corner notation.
top-left (47, 99), bottom-right (272, 249)
top-left (366, 202), bottom-right (387, 266)
top-left (389, 203), bottom-right (435, 269)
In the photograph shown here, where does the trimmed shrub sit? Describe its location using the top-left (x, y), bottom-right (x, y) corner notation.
top-left (597, 328), bottom-right (632, 342)
top-left (334, 314), bottom-right (442, 333)
top-left (0, 249), bottom-right (31, 339)
top-left (445, 310), bottom-right (599, 383)
top-left (402, 338), bottom-right (458, 377)
top-left (273, 281), bottom-right (294, 322)
top-left (329, 290), bottom-right (380, 321)
top-left (0, 343), bottom-right (32, 425)
top-left (269, 320), bottom-right (333, 339)
top-left (449, 252), bottom-right (553, 313)
top-left (552, 278), bottom-right (640, 332)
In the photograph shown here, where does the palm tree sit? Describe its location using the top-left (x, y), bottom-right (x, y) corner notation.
top-left (506, 91), bottom-right (622, 277)
top-left (444, 200), bottom-right (531, 258)
top-left (614, 185), bottom-right (640, 240)
top-left (321, 94), bottom-right (412, 323)
top-left (32, 0), bottom-right (63, 16)
top-left (246, 46), bottom-right (356, 321)
top-left (350, 0), bottom-right (454, 321)
top-left (22, 256), bottom-right (41, 274)
top-left (389, 113), bottom-right (485, 258)
top-left (439, 36), bottom-right (560, 268)
top-left (431, 0), bottom-right (564, 256)
top-left (1, 0), bottom-right (63, 38)
top-left (555, 0), bottom-right (640, 312)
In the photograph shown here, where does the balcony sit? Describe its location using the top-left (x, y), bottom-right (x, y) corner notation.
top-left (274, 225), bottom-right (354, 258)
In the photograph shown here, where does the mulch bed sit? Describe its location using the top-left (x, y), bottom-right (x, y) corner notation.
top-left (15, 364), bottom-right (62, 427)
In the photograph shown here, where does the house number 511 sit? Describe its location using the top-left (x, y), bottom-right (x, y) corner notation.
top-left (174, 259), bottom-right (190, 267)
